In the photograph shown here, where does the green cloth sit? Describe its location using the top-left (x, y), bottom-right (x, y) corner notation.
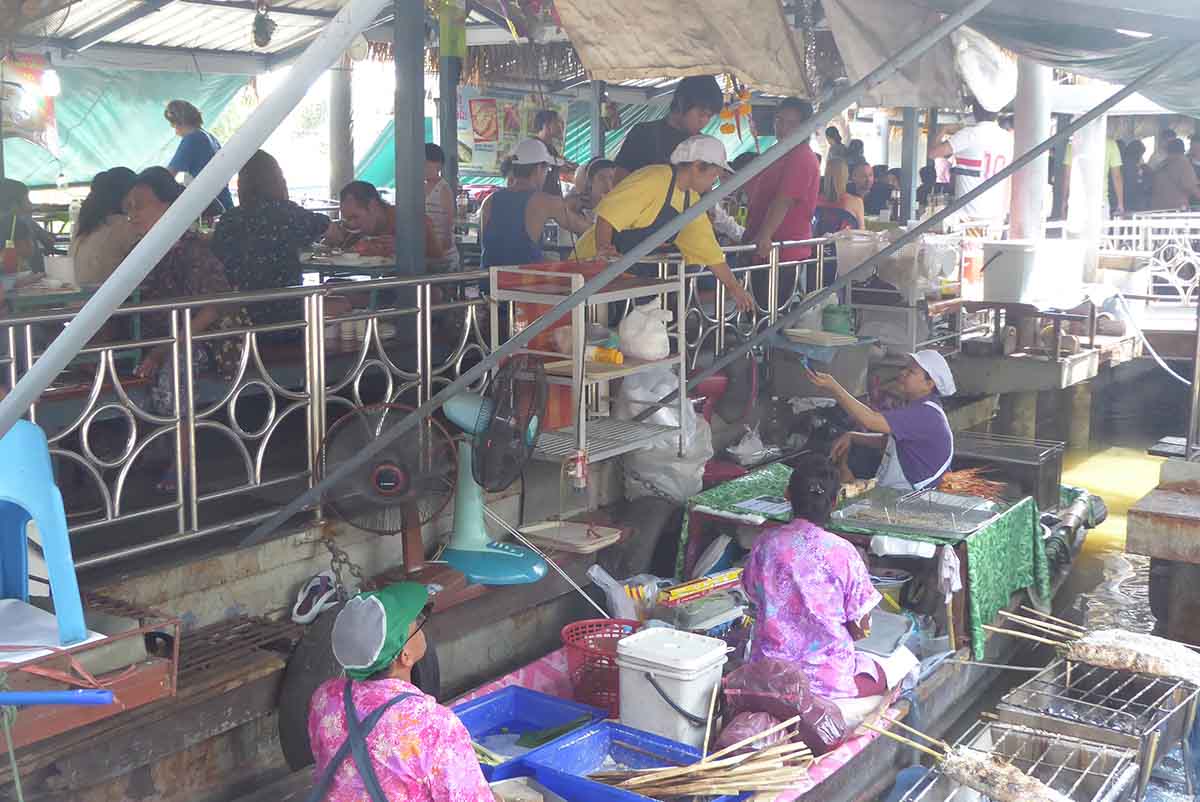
top-left (354, 117), bottom-right (436, 188)
top-left (334, 582), bottom-right (429, 680)
top-left (6, 66), bottom-right (248, 188)
top-left (680, 464), bottom-right (1053, 660)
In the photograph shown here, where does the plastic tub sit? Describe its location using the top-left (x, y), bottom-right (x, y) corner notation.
top-left (615, 628), bottom-right (728, 748)
top-left (982, 239), bottom-right (1084, 305)
top-left (523, 721), bottom-right (737, 802)
top-left (452, 686), bottom-right (607, 780)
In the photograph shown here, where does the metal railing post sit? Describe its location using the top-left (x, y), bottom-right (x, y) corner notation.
top-left (420, 282), bottom-right (433, 405)
top-left (182, 309), bottom-right (199, 531)
top-left (305, 294), bottom-right (322, 514)
top-left (170, 311), bottom-right (186, 534)
top-left (1188, 297), bottom-right (1200, 461)
top-left (768, 245), bottom-right (780, 325)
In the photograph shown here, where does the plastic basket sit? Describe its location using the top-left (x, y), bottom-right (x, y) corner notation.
top-left (561, 619), bottom-right (641, 717)
top-left (452, 686), bottom-right (606, 781)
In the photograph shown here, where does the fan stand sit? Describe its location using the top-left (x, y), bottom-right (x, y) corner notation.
top-left (401, 504), bottom-right (425, 575)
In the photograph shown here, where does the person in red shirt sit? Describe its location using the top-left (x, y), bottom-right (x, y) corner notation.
top-left (744, 97), bottom-right (821, 308)
top-left (745, 97), bottom-right (821, 262)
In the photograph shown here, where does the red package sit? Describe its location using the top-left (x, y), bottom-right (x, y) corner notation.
top-left (713, 711), bottom-right (789, 753)
top-left (722, 658), bottom-right (847, 754)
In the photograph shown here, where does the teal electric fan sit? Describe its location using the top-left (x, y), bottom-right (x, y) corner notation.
top-left (441, 356), bottom-right (548, 585)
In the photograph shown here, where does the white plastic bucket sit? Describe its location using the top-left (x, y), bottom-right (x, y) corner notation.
top-left (615, 628), bottom-right (727, 747)
top-left (982, 239), bottom-right (1084, 305)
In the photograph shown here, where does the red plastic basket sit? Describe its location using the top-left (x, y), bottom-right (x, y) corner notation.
top-left (560, 619), bottom-right (641, 718)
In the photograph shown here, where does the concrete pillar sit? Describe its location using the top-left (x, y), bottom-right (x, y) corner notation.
top-left (439, 56), bottom-right (461, 194)
top-left (1066, 113), bottom-right (1107, 282)
top-left (900, 108), bottom-right (920, 223)
top-left (329, 56), bottom-right (354, 198)
top-left (873, 109), bottom-right (890, 164)
top-left (1066, 382), bottom-right (1092, 450)
top-left (1011, 58), bottom-right (1051, 239)
top-left (590, 80), bottom-right (606, 159)
top-left (393, 0), bottom-right (426, 275)
top-left (999, 390), bottom-right (1038, 439)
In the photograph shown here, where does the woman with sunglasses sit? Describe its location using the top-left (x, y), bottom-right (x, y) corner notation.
top-left (307, 582), bottom-right (492, 802)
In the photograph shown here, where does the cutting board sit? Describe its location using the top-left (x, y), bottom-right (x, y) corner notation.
top-left (520, 521), bottom-right (622, 554)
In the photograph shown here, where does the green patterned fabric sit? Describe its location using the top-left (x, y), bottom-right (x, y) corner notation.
top-left (681, 464), bottom-right (1053, 660)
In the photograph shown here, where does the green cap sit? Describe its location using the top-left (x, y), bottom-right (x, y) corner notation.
top-left (331, 582), bottom-right (430, 680)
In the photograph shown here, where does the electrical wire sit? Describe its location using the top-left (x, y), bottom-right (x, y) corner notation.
top-left (1112, 291), bottom-right (1193, 386)
top-left (481, 504), bottom-right (610, 618)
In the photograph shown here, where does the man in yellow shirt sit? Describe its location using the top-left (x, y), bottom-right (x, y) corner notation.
top-left (573, 135), bottom-right (754, 311)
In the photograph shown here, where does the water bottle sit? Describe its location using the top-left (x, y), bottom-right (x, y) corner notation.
top-left (69, 198), bottom-right (82, 233)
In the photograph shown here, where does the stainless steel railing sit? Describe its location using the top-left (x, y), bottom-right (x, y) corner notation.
top-left (6, 240), bottom-right (836, 568)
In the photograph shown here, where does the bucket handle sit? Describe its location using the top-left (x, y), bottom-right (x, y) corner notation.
top-left (643, 672), bottom-right (710, 727)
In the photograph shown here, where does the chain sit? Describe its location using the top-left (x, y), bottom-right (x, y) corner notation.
top-left (321, 531), bottom-right (366, 599)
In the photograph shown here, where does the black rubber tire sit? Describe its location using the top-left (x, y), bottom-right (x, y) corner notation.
top-left (277, 606), bottom-right (442, 771)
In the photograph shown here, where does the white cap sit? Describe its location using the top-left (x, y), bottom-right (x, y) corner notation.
top-left (670, 135), bottom-right (732, 172)
top-left (909, 350), bottom-right (956, 396)
top-left (511, 138), bottom-right (563, 167)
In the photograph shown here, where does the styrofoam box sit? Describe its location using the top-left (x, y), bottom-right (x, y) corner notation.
top-left (982, 239), bottom-right (1084, 305)
top-left (615, 628), bottom-right (727, 748)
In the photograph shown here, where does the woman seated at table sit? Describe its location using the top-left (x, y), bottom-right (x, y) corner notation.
top-left (212, 150), bottom-right (332, 332)
top-left (817, 158), bottom-right (864, 230)
top-left (71, 167), bottom-right (140, 285)
top-left (124, 167), bottom-right (247, 490)
top-left (741, 453), bottom-right (886, 700)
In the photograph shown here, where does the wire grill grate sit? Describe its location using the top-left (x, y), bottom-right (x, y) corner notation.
top-left (179, 616), bottom-right (302, 682)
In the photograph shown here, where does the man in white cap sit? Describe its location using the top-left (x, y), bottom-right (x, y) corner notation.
top-left (479, 137), bottom-right (591, 271)
top-left (808, 350), bottom-right (956, 491)
top-left (571, 134), bottom-right (754, 311)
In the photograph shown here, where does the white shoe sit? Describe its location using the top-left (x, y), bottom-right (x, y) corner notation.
top-left (292, 570), bottom-right (340, 624)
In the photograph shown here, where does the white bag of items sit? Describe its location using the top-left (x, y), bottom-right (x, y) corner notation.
top-left (619, 303), bottom-right (674, 361)
top-left (873, 231), bottom-right (962, 304)
top-left (615, 366), bottom-right (714, 503)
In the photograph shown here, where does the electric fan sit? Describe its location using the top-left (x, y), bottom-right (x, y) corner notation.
top-left (319, 404), bottom-right (456, 536)
top-left (442, 355), bottom-right (549, 585)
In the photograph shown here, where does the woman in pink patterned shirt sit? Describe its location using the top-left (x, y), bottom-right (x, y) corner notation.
top-left (306, 582), bottom-right (493, 802)
top-left (742, 454), bottom-right (886, 700)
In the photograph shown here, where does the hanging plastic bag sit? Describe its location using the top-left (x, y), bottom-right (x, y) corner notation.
top-left (619, 303), bottom-right (674, 361)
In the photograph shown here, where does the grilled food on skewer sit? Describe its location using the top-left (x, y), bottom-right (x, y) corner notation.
top-left (940, 748), bottom-right (1072, 802)
top-left (1067, 629), bottom-right (1200, 687)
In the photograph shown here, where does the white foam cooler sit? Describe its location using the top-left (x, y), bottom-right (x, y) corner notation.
top-left (615, 627), bottom-right (728, 748)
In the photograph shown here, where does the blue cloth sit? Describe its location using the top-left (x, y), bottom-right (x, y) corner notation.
top-left (480, 190), bottom-right (543, 269)
top-left (168, 129), bottom-right (234, 211)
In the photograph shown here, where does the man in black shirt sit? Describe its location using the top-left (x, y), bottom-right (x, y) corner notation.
top-left (532, 109), bottom-right (575, 197)
top-left (613, 76), bottom-right (724, 183)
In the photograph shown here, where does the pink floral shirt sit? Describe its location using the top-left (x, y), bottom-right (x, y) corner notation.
top-left (742, 519), bottom-right (882, 699)
top-left (308, 677), bottom-right (493, 802)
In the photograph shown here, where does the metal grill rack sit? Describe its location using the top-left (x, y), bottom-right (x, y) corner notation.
top-left (995, 658), bottom-right (1199, 800)
top-left (900, 720), bottom-right (1138, 801)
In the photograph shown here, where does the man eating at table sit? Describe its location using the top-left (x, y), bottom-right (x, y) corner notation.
top-left (327, 181), bottom-right (442, 260)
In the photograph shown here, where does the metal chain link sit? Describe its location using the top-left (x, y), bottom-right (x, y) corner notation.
top-left (321, 531), bottom-right (366, 599)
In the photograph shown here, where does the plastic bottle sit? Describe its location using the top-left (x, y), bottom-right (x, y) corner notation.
top-left (68, 198), bottom-right (82, 232)
top-left (584, 345), bottom-right (624, 365)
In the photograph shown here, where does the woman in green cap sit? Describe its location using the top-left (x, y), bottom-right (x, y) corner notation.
top-left (307, 582), bottom-right (493, 801)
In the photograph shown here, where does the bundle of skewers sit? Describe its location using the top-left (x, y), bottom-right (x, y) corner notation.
top-left (983, 606), bottom-right (1200, 687)
top-left (938, 467), bottom-right (1007, 502)
top-left (588, 715), bottom-right (813, 798)
top-left (863, 716), bottom-right (1073, 802)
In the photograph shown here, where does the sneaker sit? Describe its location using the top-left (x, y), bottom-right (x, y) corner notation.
top-left (292, 570), bottom-right (340, 624)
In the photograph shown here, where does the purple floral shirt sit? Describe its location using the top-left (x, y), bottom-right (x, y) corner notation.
top-left (742, 519), bottom-right (882, 699)
top-left (308, 677), bottom-right (493, 802)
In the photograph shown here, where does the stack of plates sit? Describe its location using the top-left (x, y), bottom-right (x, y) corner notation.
top-left (783, 328), bottom-right (859, 346)
top-left (519, 521), bottom-right (622, 554)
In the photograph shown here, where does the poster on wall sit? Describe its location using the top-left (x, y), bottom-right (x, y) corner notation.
top-left (1, 53), bottom-right (60, 156)
top-left (458, 87), bottom-right (569, 174)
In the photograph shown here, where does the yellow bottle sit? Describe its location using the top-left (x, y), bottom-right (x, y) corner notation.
top-left (584, 345), bottom-right (624, 365)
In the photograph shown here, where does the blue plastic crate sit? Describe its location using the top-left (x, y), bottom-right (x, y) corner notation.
top-left (522, 721), bottom-right (742, 801)
top-left (453, 686), bottom-right (606, 781)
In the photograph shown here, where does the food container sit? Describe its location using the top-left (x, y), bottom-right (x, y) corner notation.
top-left (615, 628), bottom-right (727, 748)
top-left (452, 687), bottom-right (606, 780)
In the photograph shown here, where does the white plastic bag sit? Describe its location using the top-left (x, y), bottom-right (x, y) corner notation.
top-left (619, 303), bottom-right (674, 361)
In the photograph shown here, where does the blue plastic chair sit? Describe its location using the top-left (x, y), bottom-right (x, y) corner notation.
top-left (0, 420), bottom-right (87, 646)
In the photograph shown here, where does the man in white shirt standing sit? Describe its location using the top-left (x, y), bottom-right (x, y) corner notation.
top-left (930, 100), bottom-right (1014, 234)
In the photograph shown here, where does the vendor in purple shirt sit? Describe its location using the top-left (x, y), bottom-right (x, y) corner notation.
top-left (807, 350), bottom-right (956, 491)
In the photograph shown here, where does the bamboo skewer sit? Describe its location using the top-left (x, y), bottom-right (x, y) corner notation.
top-left (883, 716), bottom-right (951, 752)
top-left (861, 721), bottom-right (946, 761)
top-left (702, 680), bottom-right (720, 758)
top-left (982, 624), bottom-right (1068, 648)
top-left (999, 609), bottom-right (1085, 639)
top-left (610, 740), bottom-right (687, 767)
top-left (1019, 606), bottom-right (1086, 635)
top-left (703, 714), bottom-right (801, 762)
